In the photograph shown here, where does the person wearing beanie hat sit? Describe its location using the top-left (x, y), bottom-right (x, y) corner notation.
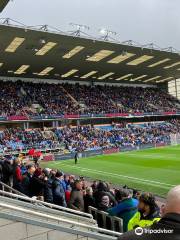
top-left (52, 170), bottom-right (66, 207)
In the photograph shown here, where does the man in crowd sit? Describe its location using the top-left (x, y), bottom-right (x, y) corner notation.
top-left (107, 188), bottom-right (138, 232)
top-left (127, 192), bottom-right (160, 230)
top-left (21, 164), bottom-right (35, 196)
top-left (52, 171), bottom-right (67, 207)
top-left (69, 179), bottom-right (84, 212)
top-left (119, 185), bottom-right (180, 240)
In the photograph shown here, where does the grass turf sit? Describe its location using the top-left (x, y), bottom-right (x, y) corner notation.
top-left (41, 145), bottom-right (180, 197)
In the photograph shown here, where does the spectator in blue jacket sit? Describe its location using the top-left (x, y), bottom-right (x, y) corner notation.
top-left (107, 188), bottom-right (138, 232)
top-left (52, 171), bottom-right (67, 207)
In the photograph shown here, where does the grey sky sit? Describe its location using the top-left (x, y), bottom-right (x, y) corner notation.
top-left (1, 0), bottom-right (180, 49)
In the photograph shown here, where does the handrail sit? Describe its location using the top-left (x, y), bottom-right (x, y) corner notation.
top-left (0, 190), bottom-right (92, 219)
top-left (0, 202), bottom-right (122, 237)
top-left (0, 181), bottom-right (27, 197)
top-left (0, 212), bottom-right (117, 240)
top-left (0, 195), bottom-right (96, 223)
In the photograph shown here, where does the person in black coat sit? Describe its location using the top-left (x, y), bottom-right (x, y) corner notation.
top-left (42, 168), bottom-right (53, 203)
top-left (74, 150), bottom-right (78, 164)
top-left (2, 159), bottom-right (13, 186)
top-left (21, 164), bottom-right (35, 197)
top-left (118, 185), bottom-right (180, 240)
top-left (84, 187), bottom-right (96, 213)
top-left (93, 181), bottom-right (117, 209)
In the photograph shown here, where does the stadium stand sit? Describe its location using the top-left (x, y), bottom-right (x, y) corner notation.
top-left (0, 121), bottom-right (179, 154)
top-left (0, 8), bottom-right (180, 238)
top-left (0, 81), bottom-right (179, 118)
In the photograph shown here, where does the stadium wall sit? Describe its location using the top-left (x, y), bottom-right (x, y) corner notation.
top-left (53, 142), bottom-right (171, 161)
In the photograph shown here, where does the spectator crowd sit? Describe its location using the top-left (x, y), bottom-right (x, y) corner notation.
top-left (0, 121), bottom-right (179, 153)
top-left (0, 81), bottom-right (180, 117)
top-left (0, 157), bottom-right (161, 232)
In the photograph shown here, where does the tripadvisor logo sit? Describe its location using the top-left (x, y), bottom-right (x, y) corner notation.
top-left (135, 227), bottom-right (174, 235)
top-left (135, 227), bottom-right (143, 236)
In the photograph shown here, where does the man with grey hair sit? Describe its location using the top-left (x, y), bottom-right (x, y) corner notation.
top-left (119, 185), bottom-right (180, 239)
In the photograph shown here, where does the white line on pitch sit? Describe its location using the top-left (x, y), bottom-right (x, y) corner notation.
top-left (52, 161), bottom-right (175, 189)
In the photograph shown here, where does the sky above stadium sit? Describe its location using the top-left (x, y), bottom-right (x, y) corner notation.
top-left (1, 0), bottom-right (180, 49)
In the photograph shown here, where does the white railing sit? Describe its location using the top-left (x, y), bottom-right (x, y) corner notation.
top-left (0, 181), bottom-right (26, 197)
top-left (0, 202), bottom-right (122, 238)
top-left (0, 190), bottom-right (92, 219)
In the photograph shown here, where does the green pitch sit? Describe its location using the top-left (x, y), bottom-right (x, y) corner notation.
top-left (41, 145), bottom-right (180, 197)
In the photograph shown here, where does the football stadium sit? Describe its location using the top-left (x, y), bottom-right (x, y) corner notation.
top-left (0, 0), bottom-right (180, 239)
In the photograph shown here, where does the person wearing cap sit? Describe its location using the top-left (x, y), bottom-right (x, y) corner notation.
top-left (107, 188), bottom-right (138, 232)
top-left (52, 171), bottom-right (67, 207)
top-left (127, 192), bottom-right (160, 231)
top-left (68, 179), bottom-right (84, 212)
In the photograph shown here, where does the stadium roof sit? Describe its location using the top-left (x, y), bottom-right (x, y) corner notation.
top-left (0, 23), bottom-right (180, 85)
top-left (0, 0), bottom-right (9, 12)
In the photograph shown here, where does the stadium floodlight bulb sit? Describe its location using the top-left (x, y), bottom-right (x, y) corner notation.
top-left (99, 28), bottom-right (117, 41)
top-left (99, 28), bottom-right (107, 36)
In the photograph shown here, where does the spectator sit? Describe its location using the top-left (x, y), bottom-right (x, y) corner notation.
top-left (12, 158), bottom-right (23, 192)
top-left (52, 171), bottom-right (67, 207)
top-left (84, 187), bottom-right (96, 213)
top-left (42, 168), bottom-right (53, 203)
top-left (2, 159), bottom-right (13, 187)
top-left (94, 181), bottom-right (117, 210)
top-left (21, 164), bottom-right (35, 196)
top-left (118, 185), bottom-right (180, 240)
top-left (69, 179), bottom-right (84, 212)
top-left (128, 192), bottom-right (160, 231)
top-left (30, 168), bottom-right (46, 199)
top-left (107, 188), bottom-right (138, 232)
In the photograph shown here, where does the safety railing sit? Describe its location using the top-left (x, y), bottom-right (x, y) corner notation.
top-left (89, 206), bottom-right (123, 233)
top-left (0, 181), bottom-right (27, 196)
top-left (0, 190), bottom-right (92, 219)
top-left (0, 202), bottom-right (122, 239)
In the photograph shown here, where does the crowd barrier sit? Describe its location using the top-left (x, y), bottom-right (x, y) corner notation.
top-left (0, 141), bottom-right (172, 161)
top-left (88, 206), bottom-right (123, 233)
top-left (54, 141), bottom-right (171, 161)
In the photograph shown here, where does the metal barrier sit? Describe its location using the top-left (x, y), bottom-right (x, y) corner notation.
top-left (0, 190), bottom-right (92, 219)
top-left (0, 202), bottom-right (122, 239)
top-left (0, 181), bottom-right (27, 197)
top-left (89, 206), bottom-right (123, 233)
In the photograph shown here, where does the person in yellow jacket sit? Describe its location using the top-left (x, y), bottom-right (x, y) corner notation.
top-left (128, 192), bottom-right (160, 230)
